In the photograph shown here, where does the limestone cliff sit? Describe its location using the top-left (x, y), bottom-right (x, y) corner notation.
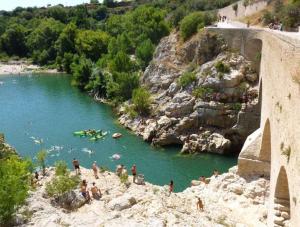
top-left (119, 31), bottom-right (260, 154)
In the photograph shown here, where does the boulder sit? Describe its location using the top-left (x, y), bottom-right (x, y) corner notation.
top-left (50, 190), bottom-right (87, 210)
top-left (108, 196), bottom-right (137, 211)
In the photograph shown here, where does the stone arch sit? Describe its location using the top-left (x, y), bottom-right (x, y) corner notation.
top-left (244, 38), bottom-right (263, 73)
top-left (259, 119), bottom-right (271, 162)
top-left (274, 166), bottom-right (290, 226)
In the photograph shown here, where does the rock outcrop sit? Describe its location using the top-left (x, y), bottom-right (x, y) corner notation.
top-left (119, 31), bottom-right (260, 154)
top-left (18, 167), bottom-right (269, 227)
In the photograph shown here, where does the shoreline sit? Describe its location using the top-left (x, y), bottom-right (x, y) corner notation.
top-left (0, 61), bottom-right (60, 75)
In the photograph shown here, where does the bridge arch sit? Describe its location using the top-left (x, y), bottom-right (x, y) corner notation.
top-left (273, 166), bottom-right (290, 225)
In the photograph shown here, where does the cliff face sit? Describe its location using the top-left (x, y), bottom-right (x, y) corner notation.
top-left (119, 31), bottom-right (260, 154)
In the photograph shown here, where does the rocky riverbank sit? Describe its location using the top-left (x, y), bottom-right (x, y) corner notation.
top-left (17, 166), bottom-right (269, 227)
top-left (118, 31), bottom-right (260, 154)
top-left (0, 61), bottom-right (58, 75)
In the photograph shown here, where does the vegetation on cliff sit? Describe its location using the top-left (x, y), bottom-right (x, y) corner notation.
top-left (0, 0), bottom-right (238, 104)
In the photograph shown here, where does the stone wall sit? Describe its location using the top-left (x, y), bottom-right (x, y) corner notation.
top-left (206, 27), bottom-right (300, 226)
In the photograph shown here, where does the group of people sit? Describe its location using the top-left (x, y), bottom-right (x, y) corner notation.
top-left (218, 15), bottom-right (228, 23)
top-left (71, 157), bottom-right (213, 211)
top-left (268, 21), bottom-right (283, 31)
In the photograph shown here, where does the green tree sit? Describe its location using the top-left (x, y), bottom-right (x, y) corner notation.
top-left (0, 24), bottom-right (28, 57)
top-left (36, 150), bottom-right (47, 175)
top-left (178, 72), bottom-right (197, 87)
top-left (26, 18), bottom-right (64, 64)
top-left (0, 156), bottom-right (32, 224)
top-left (180, 12), bottom-right (214, 40)
top-left (135, 39), bottom-right (154, 69)
top-left (107, 72), bottom-right (139, 101)
top-left (75, 30), bottom-right (110, 61)
top-left (55, 23), bottom-right (78, 57)
top-left (109, 51), bottom-right (135, 73)
top-left (62, 52), bottom-right (74, 74)
top-left (85, 67), bottom-right (108, 96)
top-left (132, 87), bottom-right (151, 115)
top-left (71, 56), bottom-right (93, 90)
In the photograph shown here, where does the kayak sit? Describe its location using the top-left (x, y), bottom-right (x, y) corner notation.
top-left (89, 131), bottom-right (108, 141)
top-left (73, 131), bottom-right (87, 136)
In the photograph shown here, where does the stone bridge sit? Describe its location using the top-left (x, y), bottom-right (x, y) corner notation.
top-left (206, 27), bottom-right (300, 226)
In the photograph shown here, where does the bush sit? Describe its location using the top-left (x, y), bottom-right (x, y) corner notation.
top-left (106, 72), bottom-right (139, 101)
top-left (37, 150), bottom-right (47, 175)
top-left (192, 87), bottom-right (214, 99)
top-left (124, 105), bottom-right (138, 119)
top-left (55, 160), bottom-right (68, 176)
top-left (71, 56), bottom-right (93, 90)
top-left (45, 174), bottom-right (80, 197)
top-left (0, 156), bottom-right (32, 224)
top-left (178, 72), bottom-right (197, 87)
top-left (215, 61), bottom-right (230, 73)
top-left (132, 87), bottom-right (151, 115)
top-left (231, 103), bottom-right (242, 111)
top-left (135, 39), bottom-right (155, 69)
top-left (180, 12), bottom-right (215, 41)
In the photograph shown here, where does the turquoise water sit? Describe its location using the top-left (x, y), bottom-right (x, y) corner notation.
top-left (0, 74), bottom-right (237, 191)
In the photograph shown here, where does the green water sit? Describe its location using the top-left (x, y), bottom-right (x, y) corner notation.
top-left (0, 74), bottom-right (237, 191)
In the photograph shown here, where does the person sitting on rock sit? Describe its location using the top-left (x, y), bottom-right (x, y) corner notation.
top-left (197, 197), bottom-right (204, 211)
top-left (91, 182), bottom-right (102, 200)
top-left (92, 161), bottom-right (99, 179)
top-left (116, 164), bottom-right (124, 177)
top-left (213, 169), bottom-right (219, 178)
top-left (81, 180), bottom-right (91, 202)
top-left (199, 176), bottom-right (206, 184)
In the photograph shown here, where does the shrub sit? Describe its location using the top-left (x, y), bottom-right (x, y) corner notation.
top-left (180, 12), bottom-right (214, 41)
top-left (215, 61), bottom-right (230, 73)
top-left (45, 174), bottom-right (80, 197)
top-left (36, 150), bottom-right (47, 175)
top-left (124, 105), bottom-right (138, 119)
top-left (135, 39), bottom-right (155, 69)
top-left (0, 156), bottom-right (32, 224)
top-left (55, 160), bottom-right (68, 176)
top-left (120, 173), bottom-right (129, 184)
top-left (178, 72), bottom-right (197, 88)
top-left (132, 87), bottom-right (151, 115)
top-left (231, 103), bottom-right (242, 111)
top-left (232, 3), bottom-right (238, 12)
top-left (99, 166), bottom-right (109, 173)
top-left (192, 87), bottom-right (214, 99)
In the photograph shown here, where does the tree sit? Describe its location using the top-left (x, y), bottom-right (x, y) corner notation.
top-left (26, 18), bottom-right (64, 64)
top-left (37, 150), bottom-right (47, 175)
top-left (132, 87), bottom-right (151, 115)
top-left (0, 24), bottom-right (28, 57)
top-left (75, 30), bottom-right (110, 61)
top-left (0, 156), bottom-right (32, 224)
top-left (90, 0), bottom-right (99, 3)
top-left (55, 23), bottom-right (78, 56)
top-left (135, 39), bottom-right (154, 69)
top-left (85, 67), bottom-right (108, 96)
top-left (109, 51), bottom-right (135, 73)
top-left (71, 56), bottom-right (93, 90)
top-left (107, 72), bottom-right (139, 101)
top-left (180, 12), bottom-right (214, 41)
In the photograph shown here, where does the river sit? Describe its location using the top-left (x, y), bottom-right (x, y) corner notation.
top-left (0, 74), bottom-right (237, 191)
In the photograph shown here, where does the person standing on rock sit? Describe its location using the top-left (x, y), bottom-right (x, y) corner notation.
top-left (169, 180), bottom-right (174, 196)
top-left (131, 164), bottom-right (137, 183)
top-left (197, 198), bottom-right (204, 211)
top-left (72, 158), bottom-right (80, 175)
top-left (92, 161), bottom-right (99, 179)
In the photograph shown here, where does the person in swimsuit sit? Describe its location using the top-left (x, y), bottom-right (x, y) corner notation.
top-left (72, 158), bottom-right (80, 175)
top-left (92, 161), bottom-right (99, 179)
top-left (197, 197), bottom-right (204, 211)
top-left (80, 180), bottom-right (91, 201)
top-left (169, 180), bottom-right (174, 196)
top-left (131, 164), bottom-right (137, 183)
top-left (91, 182), bottom-right (101, 200)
